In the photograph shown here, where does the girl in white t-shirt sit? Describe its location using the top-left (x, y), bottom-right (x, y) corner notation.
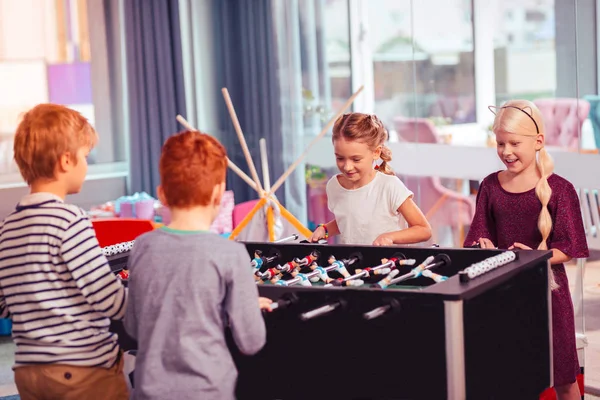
top-left (311, 113), bottom-right (432, 246)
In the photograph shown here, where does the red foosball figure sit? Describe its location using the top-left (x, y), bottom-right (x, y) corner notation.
top-left (276, 260), bottom-right (300, 275)
top-left (257, 267), bottom-right (282, 284)
top-left (293, 250), bottom-right (320, 267)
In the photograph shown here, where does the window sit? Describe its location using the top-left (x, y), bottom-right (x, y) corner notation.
top-left (368, 0), bottom-right (476, 134)
top-left (494, 1), bottom-right (555, 104)
top-left (0, 0), bottom-right (126, 179)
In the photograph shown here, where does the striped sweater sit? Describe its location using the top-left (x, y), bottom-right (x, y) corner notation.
top-left (0, 192), bottom-right (127, 368)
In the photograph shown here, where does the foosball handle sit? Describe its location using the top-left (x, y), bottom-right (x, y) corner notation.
top-left (267, 292), bottom-right (299, 312)
top-left (299, 299), bottom-right (346, 321)
top-left (362, 298), bottom-right (400, 320)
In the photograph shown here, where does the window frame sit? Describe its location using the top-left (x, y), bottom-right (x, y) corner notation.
top-left (0, 0), bottom-right (130, 189)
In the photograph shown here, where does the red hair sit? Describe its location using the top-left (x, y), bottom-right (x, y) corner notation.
top-left (159, 130), bottom-right (227, 207)
top-left (14, 103), bottom-right (97, 184)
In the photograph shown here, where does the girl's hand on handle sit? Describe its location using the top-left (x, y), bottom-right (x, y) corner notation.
top-left (509, 242), bottom-right (532, 250)
top-left (258, 297), bottom-right (273, 311)
top-left (373, 234), bottom-right (394, 246)
top-left (311, 226), bottom-right (326, 242)
top-left (478, 238), bottom-right (496, 249)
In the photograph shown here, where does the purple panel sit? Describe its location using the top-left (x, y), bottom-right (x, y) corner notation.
top-left (47, 62), bottom-right (93, 105)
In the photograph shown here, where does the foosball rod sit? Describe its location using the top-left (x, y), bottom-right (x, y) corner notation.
top-left (325, 254), bottom-right (416, 287)
top-left (390, 254), bottom-right (450, 285)
top-left (323, 260), bottom-right (395, 287)
top-left (387, 254), bottom-right (450, 287)
top-left (299, 299), bottom-right (346, 321)
top-left (274, 234), bottom-right (299, 243)
top-left (276, 263), bottom-right (342, 287)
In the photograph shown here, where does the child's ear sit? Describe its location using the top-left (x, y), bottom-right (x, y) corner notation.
top-left (58, 152), bottom-right (73, 173)
top-left (373, 145), bottom-right (382, 160)
top-left (212, 182), bottom-right (225, 207)
top-left (157, 186), bottom-right (167, 206)
top-left (535, 134), bottom-right (545, 151)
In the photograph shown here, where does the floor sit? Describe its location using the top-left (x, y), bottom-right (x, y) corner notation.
top-left (0, 337), bottom-right (16, 397)
top-left (0, 259), bottom-right (597, 398)
top-left (569, 256), bottom-right (600, 395)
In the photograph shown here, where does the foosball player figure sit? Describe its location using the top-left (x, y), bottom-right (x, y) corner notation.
top-left (293, 250), bottom-right (320, 267)
top-left (251, 250), bottom-right (264, 282)
top-left (327, 255), bottom-right (352, 278)
top-left (257, 267), bottom-right (282, 284)
top-left (251, 250), bottom-right (264, 270)
top-left (308, 261), bottom-right (334, 284)
top-left (276, 260), bottom-right (300, 275)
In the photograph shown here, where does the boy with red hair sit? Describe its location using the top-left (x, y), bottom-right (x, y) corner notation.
top-left (124, 130), bottom-right (268, 400)
top-left (0, 104), bottom-right (129, 399)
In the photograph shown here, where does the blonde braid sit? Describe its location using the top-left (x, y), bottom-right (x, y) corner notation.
top-left (378, 145), bottom-right (395, 176)
top-left (535, 147), bottom-right (557, 289)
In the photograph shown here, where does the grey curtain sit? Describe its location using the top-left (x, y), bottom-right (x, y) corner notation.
top-left (213, 0), bottom-right (285, 205)
top-left (124, 0), bottom-right (187, 196)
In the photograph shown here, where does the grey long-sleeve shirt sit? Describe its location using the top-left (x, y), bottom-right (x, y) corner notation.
top-left (124, 228), bottom-right (266, 400)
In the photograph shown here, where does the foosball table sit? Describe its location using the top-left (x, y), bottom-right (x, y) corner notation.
top-left (104, 241), bottom-right (554, 400)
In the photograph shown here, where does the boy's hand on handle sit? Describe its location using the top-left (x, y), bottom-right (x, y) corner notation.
top-left (373, 233), bottom-right (394, 246)
top-left (478, 238), bottom-right (496, 249)
top-left (508, 242), bottom-right (532, 250)
top-left (310, 226), bottom-right (326, 243)
top-left (259, 297), bottom-right (273, 311)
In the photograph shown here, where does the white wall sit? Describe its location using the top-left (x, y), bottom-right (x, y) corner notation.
top-left (506, 49), bottom-right (556, 94)
top-left (0, 176), bottom-right (127, 220)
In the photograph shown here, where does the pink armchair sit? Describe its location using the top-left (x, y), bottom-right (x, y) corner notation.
top-left (400, 174), bottom-right (476, 246)
top-left (232, 200), bottom-right (260, 228)
top-left (394, 117), bottom-right (439, 143)
top-left (393, 117), bottom-right (476, 244)
top-left (533, 98), bottom-right (590, 150)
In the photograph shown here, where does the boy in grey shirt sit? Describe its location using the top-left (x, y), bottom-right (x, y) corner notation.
top-left (124, 130), bottom-right (270, 400)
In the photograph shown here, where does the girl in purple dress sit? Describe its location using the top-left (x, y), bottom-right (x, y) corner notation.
top-left (464, 100), bottom-right (588, 400)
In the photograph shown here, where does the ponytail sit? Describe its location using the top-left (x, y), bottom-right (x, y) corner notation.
top-left (377, 145), bottom-right (395, 176)
top-left (535, 147), bottom-right (557, 289)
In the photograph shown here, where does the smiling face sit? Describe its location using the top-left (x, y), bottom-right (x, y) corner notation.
top-left (495, 129), bottom-right (543, 175)
top-left (333, 137), bottom-right (381, 187)
top-left (491, 100), bottom-right (546, 177)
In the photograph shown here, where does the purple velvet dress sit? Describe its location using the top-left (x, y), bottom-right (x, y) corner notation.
top-left (464, 171), bottom-right (589, 386)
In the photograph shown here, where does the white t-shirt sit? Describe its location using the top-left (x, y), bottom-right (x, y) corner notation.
top-left (326, 172), bottom-right (414, 245)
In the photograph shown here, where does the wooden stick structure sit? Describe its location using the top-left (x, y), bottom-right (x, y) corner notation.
top-left (221, 88), bottom-right (265, 196)
top-left (260, 138), bottom-right (275, 241)
top-left (178, 84), bottom-right (363, 242)
top-left (266, 206), bottom-right (275, 242)
top-left (267, 85), bottom-right (364, 197)
top-left (225, 86), bottom-right (363, 241)
top-left (259, 138), bottom-right (271, 193)
top-left (229, 197), bottom-right (268, 240)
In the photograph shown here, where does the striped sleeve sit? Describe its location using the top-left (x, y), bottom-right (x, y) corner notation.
top-left (60, 216), bottom-right (127, 320)
top-left (0, 289), bottom-right (8, 319)
top-left (0, 221), bottom-right (6, 318)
